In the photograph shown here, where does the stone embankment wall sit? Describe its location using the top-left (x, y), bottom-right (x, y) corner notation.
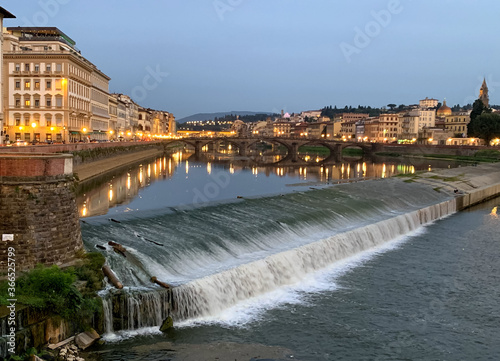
top-left (0, 141), bottom-right (163, 167)
top-left (0, 154), bottom-right (83, 272)
top-left (456, 183), bottom-right (500, 210)
top-left (0, 305), bottom-right (103, 357)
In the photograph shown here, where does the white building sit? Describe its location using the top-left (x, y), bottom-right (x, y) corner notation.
top-left (419, 97), bottom-right (439, 109)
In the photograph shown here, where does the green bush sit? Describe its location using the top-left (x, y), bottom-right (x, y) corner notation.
top-left (0, 253), bottom-right (105, 326)
top-left (75, 252), bottom-right (106, 296)
top-left (3, 265), bottom-right (80, 318)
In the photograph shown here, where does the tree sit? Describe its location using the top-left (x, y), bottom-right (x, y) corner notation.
top-left (467, 112), bottom-right (500, 145)
top-left (470, 98), bottom-right (491, 122)
top-left (387, 104), bottom-right (397, 111)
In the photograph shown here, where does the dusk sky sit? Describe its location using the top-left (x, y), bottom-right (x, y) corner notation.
top-left (3, 0), bottom-right (500, 118)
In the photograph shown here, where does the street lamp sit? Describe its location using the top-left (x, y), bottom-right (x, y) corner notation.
top-left (31, 122), bottom-right (37, 144)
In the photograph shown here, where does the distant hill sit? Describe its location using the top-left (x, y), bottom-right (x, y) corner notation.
top-left (177, 111), bottom-right (272, 123)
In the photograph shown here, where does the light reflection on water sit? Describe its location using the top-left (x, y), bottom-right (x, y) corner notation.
top-left (76, 151), bottom-right (459, 219)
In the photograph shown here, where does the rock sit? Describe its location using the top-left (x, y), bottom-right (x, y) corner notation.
top-left (159, 316), bottom-right (174, 332)
top-left (75, 328), bottom-right (100, 350)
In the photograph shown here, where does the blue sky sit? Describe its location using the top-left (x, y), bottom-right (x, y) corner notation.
top-left (2, 0), bottom-right (499, 118)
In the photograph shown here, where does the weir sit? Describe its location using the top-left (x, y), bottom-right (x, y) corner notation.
top-left (99, 197), bottom-right (457, 333)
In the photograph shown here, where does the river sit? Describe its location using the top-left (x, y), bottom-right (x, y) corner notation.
top-left (78, 153), bottom-right (499, 360)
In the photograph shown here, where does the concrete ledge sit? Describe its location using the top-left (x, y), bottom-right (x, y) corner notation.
top-left (0, 153), bottom-right (73, 178)
top-left (457, 183), bottom-right (500, 210)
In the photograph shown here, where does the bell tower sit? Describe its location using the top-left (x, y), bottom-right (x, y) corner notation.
top-left (479, 78), bottom-right (489, 108)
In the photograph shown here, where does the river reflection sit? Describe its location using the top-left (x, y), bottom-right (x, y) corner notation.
top-left (76, 151), bottom-right (464, 218)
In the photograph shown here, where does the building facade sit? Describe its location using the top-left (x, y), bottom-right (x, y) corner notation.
top-left (90, 68), bottom-right (111, 140)
top-left (0, 7), bottom-right (15, 145)
top-left (419, 97), bottom-right (438, 108)
top-left (444, 113), bottom-right (470, 137)
top-left (2, 27), bottom-right (111, 143)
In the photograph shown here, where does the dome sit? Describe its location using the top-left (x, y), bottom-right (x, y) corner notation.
top-left (437, 100), bottom-right (452, 117)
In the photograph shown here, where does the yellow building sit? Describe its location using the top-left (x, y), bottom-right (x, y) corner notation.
top-left (2, 27), bottom-right (110, 143)
top-left (444, 113), bottom-right (470, 137)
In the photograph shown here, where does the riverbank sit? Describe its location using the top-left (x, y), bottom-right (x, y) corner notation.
top-left (77, 160), bottom-right (500, 361)
top-left (74, 148), bottom-right (164, 182)
top-left (397, 162), bottom-right (500, 207)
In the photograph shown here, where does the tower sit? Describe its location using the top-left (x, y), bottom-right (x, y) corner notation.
top-left (479, 78), bottom-right (489, 108)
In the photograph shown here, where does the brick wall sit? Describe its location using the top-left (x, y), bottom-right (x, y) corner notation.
top-left (0, 154), bottom-right (82, 272)
top-left (0, 153), bottom-right (73, 178)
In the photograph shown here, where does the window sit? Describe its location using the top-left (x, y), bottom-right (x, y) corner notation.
top-left (24, 133), bottom-right (30, 141)
top-left (15, 118), bottom-right (21, 126)
top-left (56, 97), bottom-right (63, 108)
top-left (15, 133), bottom-right (21, 140)
top-left (55, 79), bottom-right (62, 90)
top-left (46, 80), bottom-right (52, 90)
top-left (15, 64), bottom-right (20, 72)
top-left (34, 81), bottom-right (40, 90)
top-left (47, 120), bottom-right (52, 127)
top-left (34, 64), bottom-right (40, 72)
top-left (15, 80), bottom-right (20, 89)
top-left (34, 99), bottom-right (40, 108)
top-left (46, 64), bottom-right (52, 72)
top-left (24, 81), bottom-right (31, 90)
top-left (25, 100), bottom-right (31, 107)
top-left (25, 64), bottom-right (30, 71)
top-left (46, 97), bottom-right (52, 107)
top-left (56, 63), bottom-right (62, 72)
top-left (15, 98), bottom-right (21, 108)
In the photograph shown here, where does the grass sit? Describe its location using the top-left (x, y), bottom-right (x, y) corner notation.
top-left (0, 252), bottom-right (105, 328)
top-left (427, 174), bottom-right (463, 182)
top-left (298, 145), bottom-right (331, 155)
top-left (422, 152), bottom-right (500, 163)
top-left (342, 148), bottom-right (364, 156)
top-left (377, 149), bottom-right (500, 163)
top-left (375, 152), bottom-right (401, 157)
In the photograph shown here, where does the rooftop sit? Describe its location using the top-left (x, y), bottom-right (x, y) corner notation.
top-left (7, 26), bottom-right (76, 47)
top-left (0, 6), bottom-right (16, 19)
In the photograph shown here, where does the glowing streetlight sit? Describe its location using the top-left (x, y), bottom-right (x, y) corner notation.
top-left (31, 122), bottom-right (37, 143)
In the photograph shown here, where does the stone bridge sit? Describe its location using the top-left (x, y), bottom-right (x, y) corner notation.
top-left (162, 137), bottom-right (375, 163)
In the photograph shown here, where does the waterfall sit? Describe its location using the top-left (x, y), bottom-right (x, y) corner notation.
top-left (102, 289), bottom-right (173, 333)
top-left (172, 199), bottom-right (456, 320)
top-left (101, 198), bottom-right (456, 332)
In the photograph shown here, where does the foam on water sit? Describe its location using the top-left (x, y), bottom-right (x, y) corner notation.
top-left (99, 198), bottom-right (456, 340)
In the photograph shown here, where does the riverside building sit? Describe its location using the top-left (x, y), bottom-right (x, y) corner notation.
top-left (2, 27), bottom-right (111, 143)
top-left (0, 7), bottom-right (15, 145)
